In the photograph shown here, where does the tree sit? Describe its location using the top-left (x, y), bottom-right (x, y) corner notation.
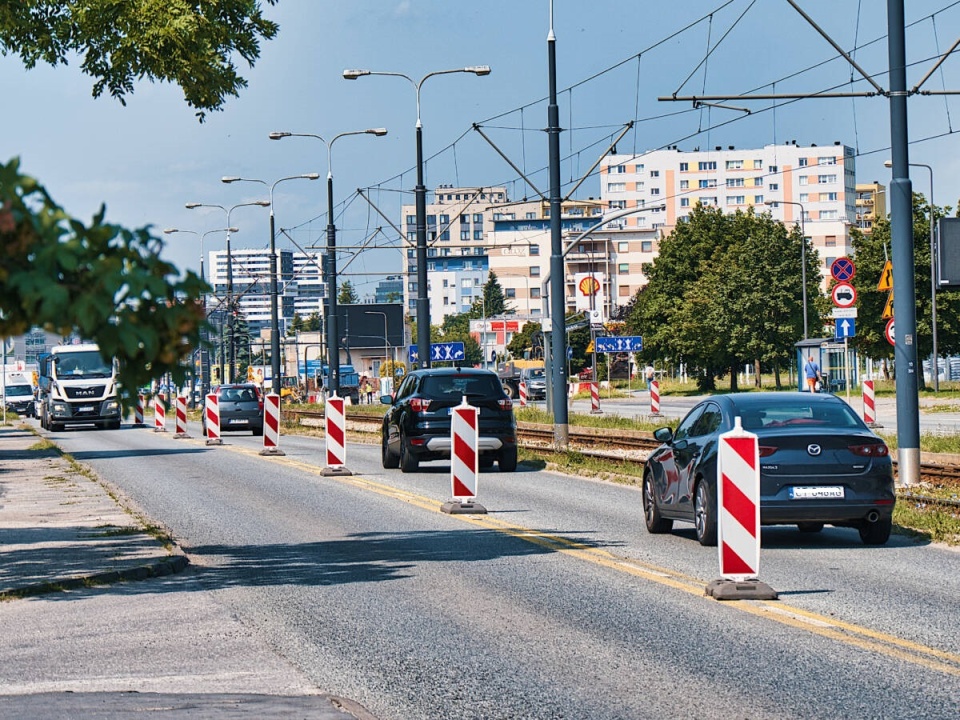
top-left (305, 312), bottom-right (322, 332)
top-left (338, 281), bottom-right (360, 305)
top-left (1, 2), bottom-right (280, 400)
top-left (507, 321), bottom-right (542, 360)
top-left (471, 272), bottom-right (514, 318)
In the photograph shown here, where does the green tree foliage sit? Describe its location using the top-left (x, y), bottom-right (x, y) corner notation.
top-left (0, 0), bottom-right (279, 120)
top-left (0, 159), bottom-right (207, 399)
top-left (627, 204), bottom-right (817, 390)
top-left (338, 280), bottom-right (360, 305)
top-left (850, 194), bottom-right (960, 388)
top-left (506, 321), bottom-right (543, 360)
top-left (305, 311), bottom-right (322, 332)
top-left (470, 272), bottom-right (514, 317)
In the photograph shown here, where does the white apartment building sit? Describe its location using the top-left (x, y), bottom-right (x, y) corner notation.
top-left (599, 142), bottom-right (857, 280)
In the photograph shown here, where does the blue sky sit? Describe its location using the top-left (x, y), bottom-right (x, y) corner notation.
top-left (4, 1), bottom-right (960, 299)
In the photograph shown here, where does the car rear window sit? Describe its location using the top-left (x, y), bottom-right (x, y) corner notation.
top-left (422, 375), bottom-right (502, 399)
top-left (740, 402), bottom-right (861, 429)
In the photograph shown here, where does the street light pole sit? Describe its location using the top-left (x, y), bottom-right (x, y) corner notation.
top-left (163, 226), bottom-right (238, 400)
top-left (269, 129), bottom-right (387, 396)
top-left (765, 199), bottom-right (809, 340)
top-left (222, 174), bottom-right (320, 395)
top-left (885, 159), bottom-right (938, 391)
top-left (343, 66), bottom-right (491, 369)
top-left (186, 200), bottom-right (270, 383)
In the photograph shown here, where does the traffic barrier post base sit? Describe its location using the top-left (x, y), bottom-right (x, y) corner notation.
top-left (205, 437), bottom-right (223, 446)
top-left (321, 465), bottom-right (353, 477)
top-left (174, 431), bottom-right (191, 440)
top-left (259, 446), bottom-right (286, 457)
top-left (704, 578), bottom-right (778, 601)
top-left (441, 501), bottom-right (488, 515)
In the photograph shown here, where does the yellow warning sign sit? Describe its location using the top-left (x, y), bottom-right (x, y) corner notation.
top-left (877, 260), bottom-right (893, 292)
top-left (882, 290), bottom-right (895, 320)
top-left (586, 340), bottom-right (595, 353)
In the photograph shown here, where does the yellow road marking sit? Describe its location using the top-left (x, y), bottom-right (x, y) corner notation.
top-left (203, 438), bottom-right (960, 676)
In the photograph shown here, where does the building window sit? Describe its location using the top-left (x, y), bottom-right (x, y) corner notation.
top-left (698, 161), bottom-right (717, 171)
top-left (726, 159), bottom-right (743, 170)
top-left (753, 177), bottom-right (763, 186)
top-left (619, 263), bottom-right (629, 274)
top-left (770, 165), bottom-right (778, 173)
top-left (650, 188), bottom-right (660, 196)
top-left (633, 164), bottom-right (643, 173)
top-left (680, 197), bottom-right (690, 207)
top-left (769, 183), bottom-right (779, 191)
top-left (440, 230), bottom-right (450, 241)
top-left (530, 266), bottom-right (541, 277)
top-left (825, 235), bottom-right (837, 247)
top-left (641, 241), bottom-right (653, 252)
top-left (617, 241), bottom-right (629, 252)
top-left (726, 196), bottom-right (745, 205)
top-left (753, 159), bottom-right (763, 169)
top-left (820, 210), bottom-right (839, 220)
top-left (505, 288), bottom-right (516, 299)
top-left (525, 212), bottom-right (537, 219)
top-left (799, 193), bottom-right (809, 202)
top-left (407, 231), bottom-right (416, 243)
top-left (726, 178), bottom-right (745, 187)
top-left (799, 176), bottom-right (808, 186)
top-left (439, 214), bottom-right (449, 224)
top-left (818, 174), bottom-right (838, 184)
top-left (531, 287), bottom-right (541, 299)
top-left (530, 245), bottom-right (540, 255)
top-left (473, 230), bottom-right (483, 240)
top-left (406, 214), bottom-right (416, 225)
top-left (699, 179), bottom-right (716, 189)
top-left (819, 156), bottom-right (837, 165)
top-left (607, 182), bottom-right (626, 192)
top-left (679, 162), bottom-right (689, 171)
top-left (650, 170), bottom-right (660, 178)
top-left (702, 197), bottom-right (717, 206)
top-left (609, 200), bottom-right (626, 210)
top-left (799, 158), bottom-right (808, 167)
top-left (460, 214), bottom-right (469, 224)
top-left (680, 179), bottom-right (689, 189)
top-left (461, 230), bottom-right (470, 241)
top-left (754, 195), bottom-right (764, 204)
top-left (825, 192), bottom-right (839, 201)
top-left (473, 213), bottom-right (483, 223)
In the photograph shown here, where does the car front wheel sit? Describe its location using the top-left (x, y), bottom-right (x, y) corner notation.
top-left (643, 473), bottom-right (673, 534)
top-left (694, 480), bottom-right (717, 547)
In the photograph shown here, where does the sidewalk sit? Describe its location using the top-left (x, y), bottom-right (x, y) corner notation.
top-left (0, 424), bottom-right (187, 598)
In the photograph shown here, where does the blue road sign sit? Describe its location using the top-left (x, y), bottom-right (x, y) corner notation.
top-left (595, 335), bottom-right (643, 353)
top-left (831, 257), bottom-right (856, 282)
top-left (409, 342), bottom-right (466, 364)
top-left (835, 318), bottom-right (856, 339)
top-left (566, 346), bottom-right (573, 360)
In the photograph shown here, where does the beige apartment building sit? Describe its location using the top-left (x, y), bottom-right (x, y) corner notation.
top-left (855, 182), bottom-right (887, 235)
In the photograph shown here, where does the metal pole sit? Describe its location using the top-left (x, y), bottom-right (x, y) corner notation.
top-left (888, 0), bottom-right (920, 486)
top-left (415, 121), bottom-right (431, 369)
top-left (225, 228), bottom-right (235, 383)
top-left (268, 210), bottom-right (281, 395)
top-left (326, 173), bottom-right (340, 396)
top-left (547, 1), bottom-right (568, 445)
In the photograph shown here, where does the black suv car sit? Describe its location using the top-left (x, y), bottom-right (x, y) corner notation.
top-left (202, 383), bottom-right (264, 436)
top-left (381, 367), bottom-right (518, 473)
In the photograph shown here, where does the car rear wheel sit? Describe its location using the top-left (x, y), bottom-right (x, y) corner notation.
top-left (381, 432), bottom-right (400, 469)
top-left (694, 480), bottom-right (717, 547)
top-left (797, 522), bottom-right (825, 533)
top-left (252, 426), bottom-right (263, 436)
top-left (399, 434), bottom-right (419, 473)
top-left (499, 446), bottom-right (518, 472)
top-left (643, 473), bottom-right (673, 534)
top-left (859, 517), bottom-right (892, 545)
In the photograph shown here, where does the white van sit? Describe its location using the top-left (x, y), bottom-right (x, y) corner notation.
top-left (2, 371), bottom-right (36, 417)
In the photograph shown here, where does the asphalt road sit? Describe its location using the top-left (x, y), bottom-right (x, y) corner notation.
top-left (19, 419), bottom-right (960, 719)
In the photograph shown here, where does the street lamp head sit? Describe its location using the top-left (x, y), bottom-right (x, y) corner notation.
top-left (367, 128), bottom-right (388, 137)
top-left (162, 228), bottom-right (178, 234)
top-left (883, 159), bottom-right (893, 168)
top-left (254, 200), bottom-right (271, 207)
top-left (343, 69), bottom-right (370, 80)
top-left (185, 202), bottom-right (202, 209)
top-left (764, 200), bottom-right (778, 207)
top-left (227, 227), bottom-right (239, 233)
top-left (301, 173), bottom-right (321, 180)
top-left (466, 65), bottom-right (492, 76)
top-left (222, 176), bottom-right (241, 184)
top-left (269, 131), bottom-right (291, 140)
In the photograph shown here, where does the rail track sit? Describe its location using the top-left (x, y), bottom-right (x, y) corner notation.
top-left (283, 408), bottom-right (960, 506)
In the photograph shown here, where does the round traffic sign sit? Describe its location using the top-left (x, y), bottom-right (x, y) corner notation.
top-left (831, 257), bottom-right (856, 282)
top-left (831, 281), bottom-right (857, 308)
top-left (885, 318), bottom-right (895, 346)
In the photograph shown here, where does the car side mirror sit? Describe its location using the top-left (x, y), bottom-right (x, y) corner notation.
top-left (653, 426), bottom-right (674, 443)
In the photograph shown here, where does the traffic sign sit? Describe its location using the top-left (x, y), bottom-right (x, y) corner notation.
top-left (882, 290), bottom-right (894, 320)
top-left (831, 257), bottom-right (856, 282)
top-left (877, 260), bottom-right (893, 291)
top-left (835, 318), bottom-right (856, 339)
top-left (832, 307), bottom-right (858, 319)
top-left (409, 342), bottom-right (466, 364)
top-left (885, 318), bottom-right (896, 346)
top-left (595, 335), bottom-right (643, 353)
top-left (831, 282), bottom-right (857, 308)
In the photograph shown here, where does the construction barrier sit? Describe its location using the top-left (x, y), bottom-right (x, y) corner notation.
top-left (440, 399), bottom-right (486, 515)
top-left (134, 394), bottom-right (145, 426)
top-left (322, 395), bottom-right (351, 475)
top-left (650, 380), bottom-right (661, 415)
top-left (590, 382), bottom-right (601, 413)
top-left (204, 393), bottom-right (222, 445)
top-left (518, 381), bottom-right (527, 407)
top-left (863, 379), bottom-right (876, 424)
top-left (174, 395), bottom-right (189, 438)
top-left (260, 393), bottom-right (284, 456)
top-left (153, 393), bottom-right (166, 432)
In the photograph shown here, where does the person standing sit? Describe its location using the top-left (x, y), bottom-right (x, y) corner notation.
top-left (644, 363), bottom-right (655, 391)
top-left (358, 375), bottom-right (369, 404)
top-left (803, 354), bottom-right (822, 392)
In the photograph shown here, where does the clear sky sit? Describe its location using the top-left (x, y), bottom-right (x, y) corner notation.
top-left (4, 0), bottom-right (960, 300)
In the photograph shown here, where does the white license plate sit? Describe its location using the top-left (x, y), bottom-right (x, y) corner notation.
top-left (789, 486), bottom-right (844, 499)
top-left (79, 405), bottom-right (94, 413)
top-left (231, 418), bottom-right (248, 424)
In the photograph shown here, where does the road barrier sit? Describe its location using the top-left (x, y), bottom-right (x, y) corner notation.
top-left (204, 393), bottom-right (222, 445)
top-left (260, 393), bottom-right (284, 456)
top-left (519, 381), bottom-right (527, 407)
top-left (650, 380), bottom-right (661, 415)
top-left (134, 394), bottom-right (145, 426)
top-left (322, 395), bottom-right (351, 475)
top-left (863, 380), bottom-right (877, 425)
top-left (174, 395), bottom-right (189, 438)
top-left (590, 382), bottom-right (601, 414)
top-left (153, 393), bottom-right (166, 432)
top-left (706, 418), bottom-right (777, 600)
top-left (442, 399), bottom-right (486, 514)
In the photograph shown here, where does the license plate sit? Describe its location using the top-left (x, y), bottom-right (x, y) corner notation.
top-left (232, 418), bottom-right (248, 424)
top-left (789, 486), bottom-right (844, 499)
top-left (79, 405), bottom-right (94, 413)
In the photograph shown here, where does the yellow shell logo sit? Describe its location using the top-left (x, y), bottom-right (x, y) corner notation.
top-left (578, 276), bottom-right (600, 296)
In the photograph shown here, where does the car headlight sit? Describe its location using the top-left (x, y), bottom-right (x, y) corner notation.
top-left (52, 402), bottom-right (68, 413)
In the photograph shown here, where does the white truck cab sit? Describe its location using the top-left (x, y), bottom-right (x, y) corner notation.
top-left (38, 344), bottom-right (121, 431)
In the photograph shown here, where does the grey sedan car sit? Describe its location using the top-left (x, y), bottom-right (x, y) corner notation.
top-left (202, 383), bottom-right (264, 436)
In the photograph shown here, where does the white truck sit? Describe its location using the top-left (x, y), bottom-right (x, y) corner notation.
top-left (38, 344), bottom-right (121, 431)
top-left (1, 369), bottom-right (36, 418)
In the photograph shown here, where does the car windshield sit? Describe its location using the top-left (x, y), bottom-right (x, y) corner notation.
top-left (4, 385), bottom-right (32, 397)
top-left (422, 375), bottom-right (501, 399)
top-left (55, 351), bottom-right (113, 378)
top-left (528, 369), bottom-right (545, 379)
top-left (738, 401), bottom-right (862, 430)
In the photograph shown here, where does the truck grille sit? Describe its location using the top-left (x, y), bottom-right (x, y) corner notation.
top-left (65, 385), bottom-right (106, 399)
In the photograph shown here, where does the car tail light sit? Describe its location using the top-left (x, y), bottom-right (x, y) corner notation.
top-left (848, 443), bottom-right (889, 457)
top-left (499, 397), bottom-right (513, 411)
top-left (410, 397), bottom-right (432, 412)
top-left (758, 445), bottom-right (778, 457)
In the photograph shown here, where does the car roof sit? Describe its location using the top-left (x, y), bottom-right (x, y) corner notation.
top-left (409, 367), bottom-right (497, 377)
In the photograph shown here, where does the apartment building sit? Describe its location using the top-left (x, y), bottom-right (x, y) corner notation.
top-left (599, 142), bottom-right (857, 279)
top-left (855, 182), bottom-right (886, 235)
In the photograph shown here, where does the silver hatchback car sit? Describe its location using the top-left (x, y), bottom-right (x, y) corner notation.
top-left (203, 383), bottom-right (264, 435)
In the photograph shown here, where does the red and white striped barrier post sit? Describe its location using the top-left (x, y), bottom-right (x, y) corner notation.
top-left (590, 382), bottom-right (602, 414)
top-left (134, 394), bottom-right (145, 426)
top-left (442, 398), bottom-right (486, 514)
top-left (174, 395), bottom-right (190, 438)
top-left (650, 380), bottom-right (661, 416)
top-left (518, 381), bottom-right (527, 407)
top-left (322, 395), bottom-right (352, 476)
top-left (260, 393), bottom-right (284, 456)
top-left (153, 393), bottom-right (166, 432)
top-left (862, 379), bottom-right (878, 426)
top-left (204, 393), bottom-right (222, 446)
top-left (706, 417), bottom-right (777, 600)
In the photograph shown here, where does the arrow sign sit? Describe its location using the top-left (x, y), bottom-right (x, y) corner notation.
top-left (409, 342), bottom-right (466, 364)
top-left (835, 318), bottom-right (856, 339)
top-left (595, 336), bottom-right (643, 353)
